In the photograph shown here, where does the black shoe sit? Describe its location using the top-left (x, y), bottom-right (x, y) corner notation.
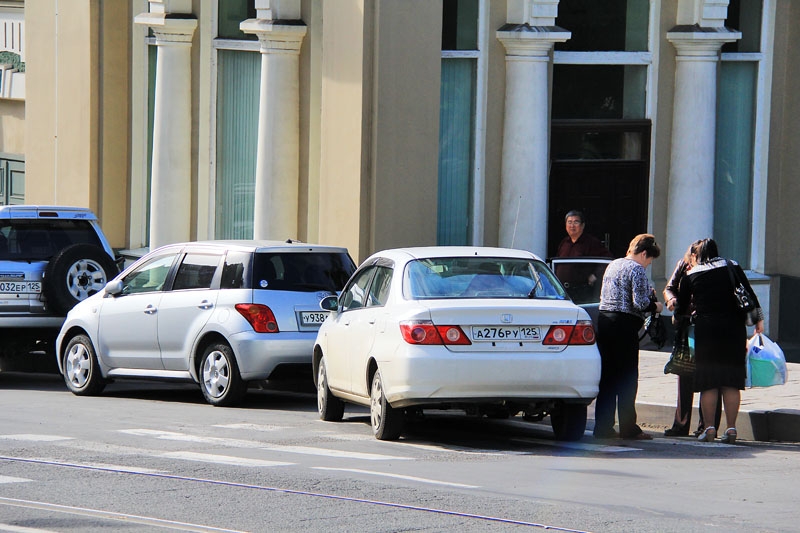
top-left (664, 427), bottom-right (689, 437)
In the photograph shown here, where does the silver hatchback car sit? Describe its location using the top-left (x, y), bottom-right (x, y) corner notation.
top-left (56, 240), bottom-right (355, 406)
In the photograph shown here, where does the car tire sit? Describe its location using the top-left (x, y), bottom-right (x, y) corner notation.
top-left (370, 369), bottom-right (403, 441)
top-left (200, 342), bottom-right (247, 407)
top-left (62, 334), bottom-right (106, 396)
top-left (550, 403), bottom-right (588, 441)
top-left (317, 357), bottom-right (344, 422)
top-left (44, 244), bottom-right (119, 316)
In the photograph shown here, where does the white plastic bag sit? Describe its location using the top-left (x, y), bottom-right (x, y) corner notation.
top-left (746, 334), bottom-right (787, 388)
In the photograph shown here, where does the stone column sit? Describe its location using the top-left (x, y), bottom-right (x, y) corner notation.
top-left (664, 27), bottom-right (739, 268)
top-left (496, 25), bottom-right (569, 257)
top-left (241, 20), bottom-right (307, 241)
top-left (134, 10), bottom-right (197, 249)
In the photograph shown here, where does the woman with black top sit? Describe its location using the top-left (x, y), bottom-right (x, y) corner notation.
top-left (677, 238), bottom-right (764, 443)
top-left (663, 240), bottom-right (721, 437)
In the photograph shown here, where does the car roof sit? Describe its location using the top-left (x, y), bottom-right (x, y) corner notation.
top-left (365, 246), bottom-right (542, 263)
top-left (155, 240), bottom-right (351, 255)
top-left (0, 205), bottom-right (98, 221)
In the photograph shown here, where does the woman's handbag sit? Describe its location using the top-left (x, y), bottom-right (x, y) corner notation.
top-left (664, 318), bottom-right (695, 376)
top-left (725, 260), bottom-right (755, 312)
top-left (746, 334), bottom-right (788, 388)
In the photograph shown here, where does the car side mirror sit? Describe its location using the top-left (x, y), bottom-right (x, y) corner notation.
top-left (105, 279), bottom-right (123, 296)
top-left (320, 294), bottom-right (339, 312)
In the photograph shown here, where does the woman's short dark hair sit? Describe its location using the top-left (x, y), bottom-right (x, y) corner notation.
top-left (694, 238), bottom-right (719, 263)
top-left (627, 233), bottom-right (661, 258)
top-left (564, 210), bottom-right (585, 224)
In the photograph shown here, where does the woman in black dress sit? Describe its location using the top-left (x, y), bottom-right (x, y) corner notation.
top-left (677, 239), bottom-right (764, 443)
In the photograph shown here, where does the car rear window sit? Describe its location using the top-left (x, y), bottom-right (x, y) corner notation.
top-left (404, 257), bottom-right (568, 300)
top-left (252, 252), bottom-right (356, 292)
top-left (0, 220), bottom-right (104, 261)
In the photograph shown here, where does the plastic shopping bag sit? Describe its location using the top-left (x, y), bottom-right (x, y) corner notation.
top-left (746, 334), bottom-right (788, 388)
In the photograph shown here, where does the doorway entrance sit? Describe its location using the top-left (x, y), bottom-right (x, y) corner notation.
top-left (547, 120), bottom-right (651, 258)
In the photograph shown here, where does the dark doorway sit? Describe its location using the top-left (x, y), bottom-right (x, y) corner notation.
top-left (548, 120), bottom-right (651, 259)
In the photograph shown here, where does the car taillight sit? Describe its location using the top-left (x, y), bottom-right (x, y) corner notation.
top-left (235, 304), bottom-right (279, 333)
top-left (543, 320), bottom-right (596, 346)
top-left (399, 321), bottom-right (471, 345)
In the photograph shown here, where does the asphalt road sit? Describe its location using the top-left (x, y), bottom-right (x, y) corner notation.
top-left (1, 372), bottom-right (799, 532)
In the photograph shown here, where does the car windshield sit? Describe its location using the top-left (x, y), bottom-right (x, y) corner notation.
top-left (253, 252), bottom-right (356, 292)
top-left (404, 257), bottom-right (567, 300)
top-left (0, 220), bottom-right (104, 261)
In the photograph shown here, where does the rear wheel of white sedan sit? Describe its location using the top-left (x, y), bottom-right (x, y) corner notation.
top-left (550, 403), bottom-right (588, 441)
top-left (200, 342), bottom-right (246, 407)
top-left (62, 334), bottom-right (106, 396)
top-left (370, 370), bottom-right (403, 440)
top-left (317, 357), bottom-right (344, 421)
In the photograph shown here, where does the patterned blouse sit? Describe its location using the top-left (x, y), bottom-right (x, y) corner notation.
top-left (599, 257), bottom-right (656, 319)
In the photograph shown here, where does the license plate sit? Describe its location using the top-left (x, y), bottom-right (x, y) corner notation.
top-left (300, 311), bottom-right (329, 326)
top-left (471, 326), bottom-right (541, 341)
top-left (0, 281), bottom-right (41, 294)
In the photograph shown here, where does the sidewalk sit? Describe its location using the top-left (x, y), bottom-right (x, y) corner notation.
top-left (633, 349), bottom-right (800, 442)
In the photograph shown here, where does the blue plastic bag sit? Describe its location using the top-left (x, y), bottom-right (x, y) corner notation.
top-left (746, 334), bottom-right (787, 388)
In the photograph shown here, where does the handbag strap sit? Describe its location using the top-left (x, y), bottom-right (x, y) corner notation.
top-left (724, 260), bottom-right (737, 289)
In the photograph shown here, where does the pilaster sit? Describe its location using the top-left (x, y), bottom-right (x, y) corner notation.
top-left (664, 27), bottom-right (739, 269)
top-left (496, 24), bottom-right (569, 257)
top-left (241, 19), bottom-right (307, 240)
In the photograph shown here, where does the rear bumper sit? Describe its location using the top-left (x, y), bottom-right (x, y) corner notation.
top-left (228, 330), bottom-right (316, 380)
top-left (377, 345), bottom-right (601, 408)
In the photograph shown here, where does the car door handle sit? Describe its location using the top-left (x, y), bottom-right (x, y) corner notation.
top-left (368, 319), bottom-right (376, 325)
top-left (198, 300), bottom-right (214, 310)
top-left (144, 305), bottom-right (157, 315)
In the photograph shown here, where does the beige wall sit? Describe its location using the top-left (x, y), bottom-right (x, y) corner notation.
top-left (0, 100), bottom-right (24, 155)
top-left (368, 0), bottom-right (441, 256)
top-left (25, 1), bottom-right (130, 248)
top-left (771, 0), bottom-right (800, 277)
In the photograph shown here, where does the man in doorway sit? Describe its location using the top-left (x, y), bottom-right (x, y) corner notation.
top-left (555, 210), bottom-right (612, 303)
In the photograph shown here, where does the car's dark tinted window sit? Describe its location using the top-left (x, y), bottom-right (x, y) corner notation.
top-left (0, 220), bottom-right (104, 260)
top-left (252, 252), bottom-right (356, 292)
top-left (173, 253), bottom-right (222, 290)
top-left (220, 251), bottom-right (251, 289)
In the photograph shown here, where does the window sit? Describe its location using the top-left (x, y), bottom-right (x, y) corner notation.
top-left (341, 268), bottom-right (375, 312)
top-left (714, 0), bottom-right (765, 268)
top-left (173, 253), bottom-right (222, 291)
top-left (438, 0), bottom-right (484, 245)
top-left (367, 267), bottom-right (393, 307)
top-left (218, 0), bottom-right (257, 40)
top-left (122, 254), bottom-right (176, 295)
top-left (252, 252), bottom-right (356, 293)
top-left (220, 251), bottom-right (250, 289)
top-left (552, 65), bottom-right (647, 120)
top-left (555, 0), bottom-right (649, 52)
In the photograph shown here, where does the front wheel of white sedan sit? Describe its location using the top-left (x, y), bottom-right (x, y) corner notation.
top-left (370, 370), bottom-right (403, 440)
top-left (317, 357), bottom-right (344, 421)
top-left (200, 342), bottom-right (246, 407)
top-left (62, 334), bottom-right (106, 396)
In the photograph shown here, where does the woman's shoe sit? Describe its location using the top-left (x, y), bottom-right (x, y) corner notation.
top-left (721, 428), bottom-right (737, 444)
top-left (697, 426), bottom-right (716, 442)
top-left (664, 427), bottom-right (689, 437)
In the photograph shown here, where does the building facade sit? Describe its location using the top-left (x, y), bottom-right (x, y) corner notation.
top-left (7, 0), bottom-right (800, 351)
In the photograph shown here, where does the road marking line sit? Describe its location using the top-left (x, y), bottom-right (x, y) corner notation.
top-left (312, 467), bottom-right (479, 488)
top-left (213, 423), bottom-right (286, 432)
top-left (161, 451), bottom-right (293, 467)
top-left (0, 476), bottom-right (31, 484)
top-left (0, 496), bottom-right (243, 533)
top-left (119, 429), bottom-right (411, 461)
top-left (0, 435), bottom-right (73, 442)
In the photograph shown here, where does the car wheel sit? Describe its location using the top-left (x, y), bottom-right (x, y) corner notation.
top-left (200, 342), bottom-right (246, 407)
top-left (317, 357), bottom-right (344, 421)
top-left (550, 403), bottom-right (588, 441)
top-left (44, 244), bottom-right (119, 316)
top-left (62, 334), bottom-right (106, 396)
top-left (370, 369), bottom-right (403, 441)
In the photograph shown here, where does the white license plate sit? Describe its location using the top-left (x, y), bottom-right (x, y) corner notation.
top-left (0, 281), bottom-right (41, 294)
top-left (300, 311), bottom-right (329, 326)
top-left (471, 326), bottom-right (541, 341)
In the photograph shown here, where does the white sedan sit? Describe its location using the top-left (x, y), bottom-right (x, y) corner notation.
top-left (312, 246), bottom-right (601, 441)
